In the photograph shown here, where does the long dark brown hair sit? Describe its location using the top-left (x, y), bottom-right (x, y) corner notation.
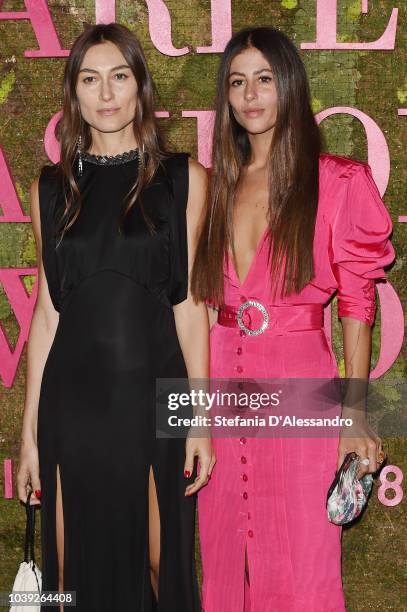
top-left (191, 26), bottom-right (321, 305)
top-left (50, 22), bottom-right (168, 243)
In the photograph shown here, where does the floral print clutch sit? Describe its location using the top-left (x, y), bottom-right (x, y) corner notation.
top-left (326, 452), bottom-right (373, 525)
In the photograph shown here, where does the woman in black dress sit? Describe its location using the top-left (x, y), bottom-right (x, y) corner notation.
top-left (17, 23), bottom-right (214, 611)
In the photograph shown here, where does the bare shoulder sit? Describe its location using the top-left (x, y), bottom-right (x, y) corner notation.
top-left (29, 170), bottom-right (48, 253)
top-left (188, 156), bottom-right (208, 190)
top-left (30, 174), bottom-right (40, 199)
top-left (184, 158), bottom-right (207, 243)
top-left (187, 157), bottom-right (208, 215)
top-left (29, 174), bottom-right (41, 224)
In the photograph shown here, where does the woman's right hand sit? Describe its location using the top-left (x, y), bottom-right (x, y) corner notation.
top-left (17, 441), bottom-right (41, 506)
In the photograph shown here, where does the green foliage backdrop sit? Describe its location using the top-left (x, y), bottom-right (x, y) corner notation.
top-left (0, 1), bottom-right (406, 609)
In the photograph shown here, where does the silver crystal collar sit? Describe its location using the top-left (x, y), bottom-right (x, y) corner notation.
top-left (81, 147), bottom-right (140, 165)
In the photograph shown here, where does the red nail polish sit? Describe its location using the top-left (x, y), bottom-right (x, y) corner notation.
top-left (184, 470), bottom-right (191, 478)
top-left (34, 490), bottom-right (41, 499)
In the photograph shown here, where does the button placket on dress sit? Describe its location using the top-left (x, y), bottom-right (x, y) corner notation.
top-left (241, 438), bottom-right (249, 500)
top-left (239, 428), bottom-right (252, 537)
top-left (237, 296), bottom-right (252, 536)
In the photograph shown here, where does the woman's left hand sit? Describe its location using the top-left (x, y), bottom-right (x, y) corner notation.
top-left (184, 435), bottom-right (216, 496)
top-left (337, 421), bottom-right (384, 480)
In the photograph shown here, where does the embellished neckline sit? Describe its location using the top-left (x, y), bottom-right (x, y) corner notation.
top-left (81, 147), bottom-right (140, 165)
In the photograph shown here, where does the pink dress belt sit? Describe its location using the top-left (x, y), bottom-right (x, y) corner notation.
top-left (217, 302), bottom-right (324, 335)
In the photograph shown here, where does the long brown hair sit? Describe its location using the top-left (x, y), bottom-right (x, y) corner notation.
top-left (50, 23), bottom-right (168, 242)
top-left (191, 26), bottom-right (321, 305)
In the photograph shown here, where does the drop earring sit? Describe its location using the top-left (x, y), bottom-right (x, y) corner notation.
top-left (77, 134), bottom-right (83, 176)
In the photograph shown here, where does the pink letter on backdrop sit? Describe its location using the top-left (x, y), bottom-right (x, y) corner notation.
top-left (196, 0), bottom-right (232, 53)
top-left (0, 146), bottom-right (30, 222)
top-left (182, 111), bottom-right (215, 168)
top-left (316, 107), bottom-right (390, 194)
top-left (95, 0), bottom-right (116, 24)
top-left (3, 459), bottom-right (13, 499)
top-left (370, 282), bottom-right (404, 379)
top-left (44, 110), bottom-right (63, 164)
top-left (145, 0), bottom-right (188, 56)
top-left (301, 0), bottom-right (398, 50)
top-left (397, 109), bottom-right (407, 223)
top-left (378, 465), bottom-right (404, 507)
top-left (0, 269), bottom-right (38, 388)
top-left (0, 0), bottom-right (68, 57)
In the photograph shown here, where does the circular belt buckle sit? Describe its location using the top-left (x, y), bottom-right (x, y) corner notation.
top-left (237, 300), bottom-right (269, 336)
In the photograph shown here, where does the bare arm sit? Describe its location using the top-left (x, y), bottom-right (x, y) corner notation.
top-left (173, 159), bottom-right (209, 381)
top-left (17, 176), bottom-right (60, 504)
top-left (337, 316), bottom-right (383, 477)
top-left (342, 317), bottom-right (371, 379)
top-left (172, 157), bottom-right (215, 496)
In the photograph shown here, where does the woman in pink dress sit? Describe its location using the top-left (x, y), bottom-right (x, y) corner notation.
top-left (191, 27), bottom-right (395, 612)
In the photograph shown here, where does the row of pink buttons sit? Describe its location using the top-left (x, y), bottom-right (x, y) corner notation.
top-left (240, 435), bottom-right (253, 537)
top-left (237, 297), bottom-right (253, 537)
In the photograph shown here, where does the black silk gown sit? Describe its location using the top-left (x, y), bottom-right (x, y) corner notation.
top-left (36, 150), bottom-right (201, 611)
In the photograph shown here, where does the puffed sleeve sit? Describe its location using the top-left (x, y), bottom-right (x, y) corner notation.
top-left (330, 163), bottom-right (395, 326)
top-left (167, 152), bottom-right (190, 305)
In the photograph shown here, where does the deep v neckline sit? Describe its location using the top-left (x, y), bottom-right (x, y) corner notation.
top-left (228, 226), bottom-right (269, 288)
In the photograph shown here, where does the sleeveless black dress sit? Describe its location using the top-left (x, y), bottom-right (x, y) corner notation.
top-left (36, 150), bottom-right (201, 611)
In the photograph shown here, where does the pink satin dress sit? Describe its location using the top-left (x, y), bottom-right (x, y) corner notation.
top-left (198, 153), bottom-right (395, 612)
